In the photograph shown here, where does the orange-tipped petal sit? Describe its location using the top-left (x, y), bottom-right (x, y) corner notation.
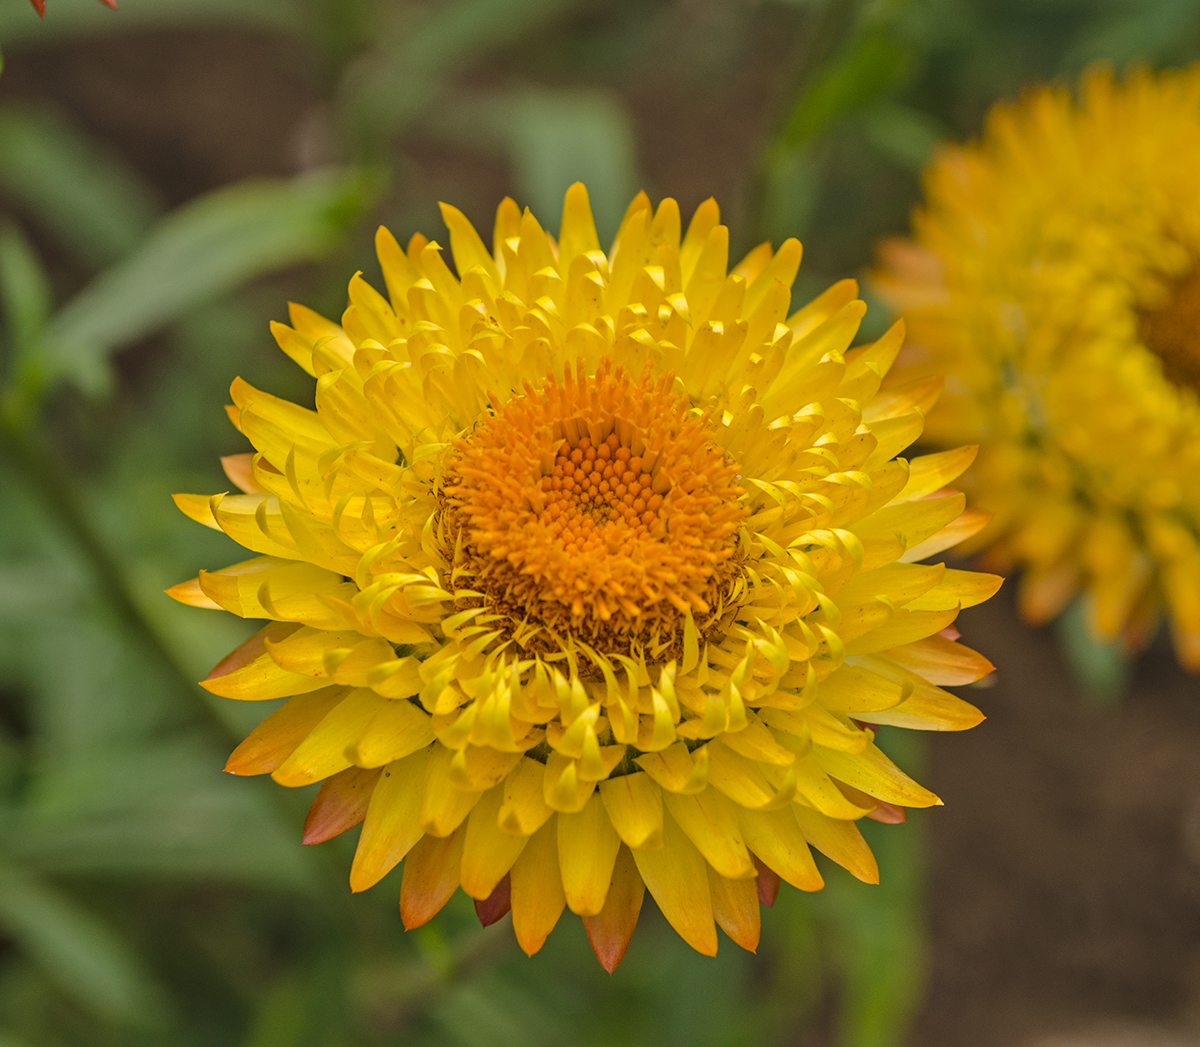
top-left (883, 634), bottom-right (995, 686)
top-left (303, 766), bottom-right (381, 844)
top-left (474, 874), bottom-right (512, 927)
top-left (793, 805), bottom-right (879, 884)
top-left (30, 0), bottom-right (45, 15)
top-left (400, 825), bottom-right (464, 929)
top-left (754, 857), bottom-right (781, 907)
top-left (165, 577), bottom-right (222, 610)
top-left (582, 845), bottom-right (644, 973)
top-left (708, 866), bottom-right (761, 952)
top-left (221, 453), bottom-right (265, 494)
top-left (224, 687), bottom-right (345, 776)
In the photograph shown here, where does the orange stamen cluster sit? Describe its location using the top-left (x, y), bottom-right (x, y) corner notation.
top-left (442, 359), bottom-right (746, 652)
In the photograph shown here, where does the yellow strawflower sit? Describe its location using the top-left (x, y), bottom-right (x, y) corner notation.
top-left (171, 185), bottom-right (997, 968)
top-left (875, 67), bottom-right (1200, 670)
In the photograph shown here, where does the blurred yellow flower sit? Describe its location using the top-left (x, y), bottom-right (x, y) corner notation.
top-left (171, 185), bottom-right (997, 968)
top-left (875, 67), bottom-right (1200, 670)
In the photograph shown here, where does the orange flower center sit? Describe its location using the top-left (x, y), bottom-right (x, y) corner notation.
top-left (442, 359), bottom-right (746, 656)
top-left (1139, 264), bottom-right (1200, 394)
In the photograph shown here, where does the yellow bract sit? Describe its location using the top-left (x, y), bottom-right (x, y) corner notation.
top-left (875, 66), bottom-right (1200, 669)
top-left (171, 184), bottom-right (997, 968)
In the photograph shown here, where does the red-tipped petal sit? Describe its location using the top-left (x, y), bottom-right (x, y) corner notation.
top-left (302, 766), bottom-right (381, 844)
top-left (99, 0), bottom-right (118, 8)
top-left (753, 856), bottom-right (781, 907)
top-left (474, 874), bottom-right (512, 927)
top-left (834, 780), bottom-right (909, 825)
top-left (31, 0), bottom-right (46, 16)
top-left (583, 846), bottom-right (644, 973)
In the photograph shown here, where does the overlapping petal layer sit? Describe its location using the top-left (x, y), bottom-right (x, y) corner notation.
top-left (875, 67), bottom-right (1200, 668)
top-left (172, 184), bottom-right (997, 967)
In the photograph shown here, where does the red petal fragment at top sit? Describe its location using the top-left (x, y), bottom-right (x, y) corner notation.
top-left (474, 874), bottom-right (512, 927)
top-left (99, 0), bottom-right (119, 8)
top-left (753, 856), bottom-right (781, 907)
top-left (302, 766), bottom-right (381, 844)
top-left (30, 0), bottom-right (46, 16)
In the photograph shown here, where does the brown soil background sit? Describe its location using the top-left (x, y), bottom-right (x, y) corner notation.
top-left (5, 25), bottom-right (1200, 1047)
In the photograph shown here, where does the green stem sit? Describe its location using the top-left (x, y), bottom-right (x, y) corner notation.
top-left (0, 407), bottom-right (236, 740)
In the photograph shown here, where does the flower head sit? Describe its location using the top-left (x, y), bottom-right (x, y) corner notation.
top-left (876, 67), bottom-right (1200, 671)
top-left (171, 185), bottom-right (997, 968)
top-left (874, 68), bottom-right (1200, 670)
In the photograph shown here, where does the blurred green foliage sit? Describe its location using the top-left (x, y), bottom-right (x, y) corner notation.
top-left (0, 0), bottom-right (1196, 1044)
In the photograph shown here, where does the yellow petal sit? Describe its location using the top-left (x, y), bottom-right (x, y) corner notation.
top-left (498, 757), bottom-right (554, 836)
top-left (509, 818), bottom-right (566, 956)
top-left (898, 445), bottom-right (978, 501)
top-left (350, 748), bottom-right (432, 892)
top-left (460, 785), bottom-right (529, 900)
top-left (557, 182), bottom-right (601, 267)
top-left (349, 698), bottom-right (435, 768)
top-left (632, 810), bottom-right (718, 956)
top-left (272, 688), bottom-right (391, 787)
top-left (792, 805), bottom-right (878, 884)
top-left (557, 792), bottom-right (622, 916)
top-left (599, 772), bottom-right (664, 850)
top-left (812, 742), bottom-right (941, 808)
top-left (881, 634), bottom-right (994, 685)
top-left (225, 686), bottom-right (346, 776)
top-left (419, 744), bottom-right (483, 837)
top-left (662, 788), bottom-right (755, 880)
top-left (738, 805), bottom-right (823, 891)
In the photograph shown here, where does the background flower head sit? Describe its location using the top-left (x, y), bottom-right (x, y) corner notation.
top-left (875, 66), bottom-right (1200, 670)
top-left (171, 184), bottom-right (998, 969)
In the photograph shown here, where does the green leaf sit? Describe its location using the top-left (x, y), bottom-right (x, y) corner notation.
top-left (858, 100), bottom-right (948, 174)
top-left (13, 738), bottom-right (319, 891)
top-left (0, 222), bottom-right (52, 360)
top-left (776, 30), bottom-right (911, 153)
top-left (42, 170), bottom-right (368, 395)
top-left (0, 106), bottom-right (159, 269)
top-left (0, 864), bottom-right (171, 1027)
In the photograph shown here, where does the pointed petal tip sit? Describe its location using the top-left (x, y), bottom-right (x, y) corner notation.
top-left (473, 875), bottom-right (512, 927)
